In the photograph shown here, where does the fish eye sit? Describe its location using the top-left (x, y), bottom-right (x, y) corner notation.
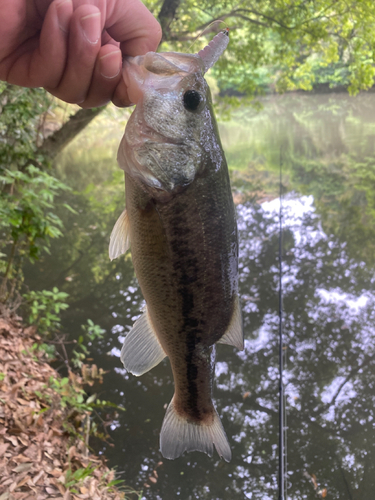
top-left (183, 90), bottom-right (202, 112)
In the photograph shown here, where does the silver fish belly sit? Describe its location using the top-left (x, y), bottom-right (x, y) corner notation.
top-left (109, 31), bottom-right (243, 461)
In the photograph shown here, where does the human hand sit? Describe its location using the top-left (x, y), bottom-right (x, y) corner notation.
top-left (0, 0), bottom-right (161, 108)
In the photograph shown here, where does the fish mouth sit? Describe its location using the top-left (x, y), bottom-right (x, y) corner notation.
top-left (122, 52), bottom-right (204, 106)
top-left (122, 56), bottom-right (146, 105)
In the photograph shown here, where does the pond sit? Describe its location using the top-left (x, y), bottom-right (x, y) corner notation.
top-left (24, 92), bottom-right (375, 499)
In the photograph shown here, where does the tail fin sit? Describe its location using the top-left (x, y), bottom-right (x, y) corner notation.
top-left (160, 399), bottom-right (231, 462)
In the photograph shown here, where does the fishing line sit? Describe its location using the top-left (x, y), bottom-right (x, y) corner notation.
top-left (278, 149), bottom-right (286, 500)
top-left (284, 341), bottom-right (289, 499)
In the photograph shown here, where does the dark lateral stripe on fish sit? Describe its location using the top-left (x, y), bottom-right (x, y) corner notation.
top-left (185, 351), bottom-right (200, 421)
top-left (171, 204), bottom-right (207, 422)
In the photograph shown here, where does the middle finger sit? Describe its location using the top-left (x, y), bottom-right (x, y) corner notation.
top-left (46, 4), bottom-right (102, 104)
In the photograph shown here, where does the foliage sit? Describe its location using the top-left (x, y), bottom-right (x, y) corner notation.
top-left (72, 319), bottom-right (106, 369)
top-left (149, 0), bottom-right (375, 96)
top-left (0, 165), bottom-right (71, 300)
top-left (29, 341), bottom-right (57, 360)
top-left (47, 370), bottom-right (125, 445)
top-left (0, 84), bottom-right (51, 168)
top-left (21, 288), bottom-right (106, 375)
top-left (50, 375), bottom-right (92, 412)
top-left (64, 463), bottom-right (98, 492)
top-left (23, 287), bottom-right (69, 334)
top-left (0, 166), bottom-right (66, 252)
top-left (0, 84), bottom-right (72, 303)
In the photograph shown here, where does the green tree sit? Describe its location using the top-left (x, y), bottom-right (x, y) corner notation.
top-left (153, 0), bottom-right (375, 95)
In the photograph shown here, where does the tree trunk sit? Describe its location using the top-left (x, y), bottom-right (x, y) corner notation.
top-left (40, 107), bottom-right (103, 160)
top-left (158, 0), bottom-right (181, 41)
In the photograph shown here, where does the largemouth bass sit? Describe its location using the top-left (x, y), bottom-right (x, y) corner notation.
top-left (109, 31), bottom-right (243, 462)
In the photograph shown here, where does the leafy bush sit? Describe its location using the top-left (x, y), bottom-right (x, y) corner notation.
top-left (0, 84), bottom-right (73, 303)
top-left (72, 319), bottom-right (106, 369)
top-left (23, 287), bottom-right (69, 334)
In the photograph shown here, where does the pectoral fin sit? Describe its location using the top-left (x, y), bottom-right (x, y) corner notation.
top-left (120, 308), bottom-right (167, 376)
top-left (109, 209), bottom-right (130, 261)
top-left (217, 295), bottom-right (244, 351)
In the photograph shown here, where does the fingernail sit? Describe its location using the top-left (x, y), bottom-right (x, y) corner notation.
top-left (56, 0), bottom-right (71, 33)
top-left (100, 50), bottom-right (121, 79)
top-left (80, 12), bottom-right (101, 44)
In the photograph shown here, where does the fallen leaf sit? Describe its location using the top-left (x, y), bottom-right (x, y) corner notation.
top-left (68, 446), bottom-right (76, 461)
top-left (15, 475), bottom-right (31, 488)
top-left (49, 468), bottom-right (63, 477)
top-left (0, 443), bottom-right (10, 456)
top-left (11, 454), bottom-right (31, 464)
top-left (0, 319), bottom-right (11, 332)
top-left (45, 487), bottom-right (59, 495)
top-left (35, 414), bottom-right (44, 427)
top-left (23, 444), bottom-right (38, 461)
top-left (17, 434), bottom-right (29, 447)
top-left (51, 478), bottom-right (66, 495)
top-left (32, 470), bottom-right (45, 485)
top-left (9, 480), bottom-right (19, 492)
top-left (12, 462), bottom-right (33, 473)
top-left (5, 436), bottom-right (18, 447)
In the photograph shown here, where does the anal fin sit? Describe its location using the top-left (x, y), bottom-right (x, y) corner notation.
top-left (217, 294), bottom-right (244, 350)
top-left (120, 308), bottom-right (166, 376)
top-left (109, 209), bottom-right (130, 260)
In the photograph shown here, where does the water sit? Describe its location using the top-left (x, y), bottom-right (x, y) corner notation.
top-left (24, 93), bottom-right (375, 499)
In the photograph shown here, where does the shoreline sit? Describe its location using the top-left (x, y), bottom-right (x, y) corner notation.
top-left (0, 312), bottom-right (126, 500)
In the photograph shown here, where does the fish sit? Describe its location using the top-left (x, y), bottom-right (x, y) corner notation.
top-left (109, 30), bottom-right (243, 462)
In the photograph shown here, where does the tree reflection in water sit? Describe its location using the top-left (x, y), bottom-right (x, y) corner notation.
top-left (215, 194), bottom-right (375, 499)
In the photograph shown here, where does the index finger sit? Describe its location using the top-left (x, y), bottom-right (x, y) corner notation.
top-left (105, 0), bottom-right (162, 55)
top-left (105, 0), bottom-right (161, 106)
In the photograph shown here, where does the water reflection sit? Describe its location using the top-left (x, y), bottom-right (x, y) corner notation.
top-left (234, 195), bottom-right (375, 498)
top-left (57, 193), bottom-right (374, 499)
top-left (23, 94), bottom-right (375, 498)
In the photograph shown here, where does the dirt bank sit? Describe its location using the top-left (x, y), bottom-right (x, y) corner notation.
top-left (0, 313), bottom-right (125, 500)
